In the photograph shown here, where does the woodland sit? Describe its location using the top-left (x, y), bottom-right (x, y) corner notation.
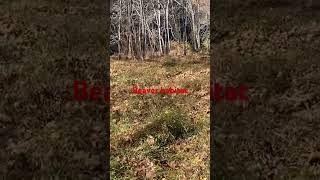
top-left (110, 0), bottom-right (210, 59)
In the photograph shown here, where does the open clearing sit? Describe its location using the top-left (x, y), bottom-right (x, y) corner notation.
top-left (110, 56), bottom-right (210, 179)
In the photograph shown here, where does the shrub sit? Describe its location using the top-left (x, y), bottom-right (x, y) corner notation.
top-left (129, 105), bottom-right (195, 146)
top-left (162, 56), bottom-right (177, 67)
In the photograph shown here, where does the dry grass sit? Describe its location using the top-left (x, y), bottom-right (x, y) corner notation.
top-left (213, 1), bottom-right (320, 179)
top-left (110, 55), bottom-right (210, 179)
top-left (0, 0), bottom-right (107, 179)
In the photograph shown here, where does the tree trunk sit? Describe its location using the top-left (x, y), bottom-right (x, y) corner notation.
top-left (156, 0), bottom-right (163, 55)
top-left (118, 0), bottom-right (122, 60)
top-left (127, 0), bottom-right (133, 59)
top-left (165, 0), bottom-right (170, 54)
top-left (183, 0), bottom-right (187, 56)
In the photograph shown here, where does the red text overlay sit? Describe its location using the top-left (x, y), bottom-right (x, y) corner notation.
top-left (211, 83), bottom-right (248, 103)
top-left (71, 80), bottom-right (249, 103)
top-left (131, 85), bottom-right (188, 95)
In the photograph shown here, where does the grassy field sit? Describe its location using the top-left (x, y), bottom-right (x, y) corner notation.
top-left (2, 0), bottom-right (320, 179)
top-left (110, 55), bottom-right (210, 179)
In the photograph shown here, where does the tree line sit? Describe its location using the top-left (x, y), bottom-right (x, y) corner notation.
top-left (111, 0), bottom-right (210, 60)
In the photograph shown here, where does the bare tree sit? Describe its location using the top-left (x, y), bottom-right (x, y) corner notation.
top-left (118, 0), bottom-right (122, 60)
top-left (111, 0), bottom-right (209, 60)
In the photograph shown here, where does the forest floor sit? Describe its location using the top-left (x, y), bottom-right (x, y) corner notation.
top-left (213, 1), bottom-right (320, 179)
top-left (1, 1), bottom-right (108, 179)
top-left (110, 55), bottom-right (210, 179)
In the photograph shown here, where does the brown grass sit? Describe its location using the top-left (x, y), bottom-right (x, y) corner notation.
top-left (0, 0), bottom-right (107, 179)
top-left (213, 1), bottom-right (320, 179)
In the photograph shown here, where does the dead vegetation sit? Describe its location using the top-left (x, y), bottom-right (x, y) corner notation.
top-left (0, 0), bottom-right (107, 179)
top-left (213, 1), bottom-right (320, 179)
top-left (111, 55), bottom-right (210, 179)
